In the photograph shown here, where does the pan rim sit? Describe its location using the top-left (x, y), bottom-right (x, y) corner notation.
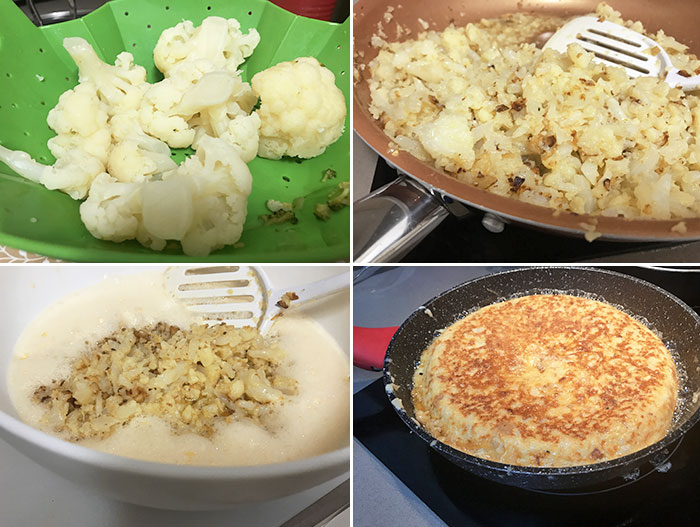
top-left (354, 135), bottom-right (700, 244)
top-left (382, 266), bottom-right (700, 478)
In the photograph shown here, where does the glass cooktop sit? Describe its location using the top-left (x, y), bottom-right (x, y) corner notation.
top-left (353, 266), bottom-right (700, 526)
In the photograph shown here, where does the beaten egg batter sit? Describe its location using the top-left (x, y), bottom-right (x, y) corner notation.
top-left (8, 270), bottom-right (350, 465)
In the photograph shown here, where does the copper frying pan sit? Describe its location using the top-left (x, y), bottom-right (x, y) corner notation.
top-left (353, 0), bottom-right (700, 262)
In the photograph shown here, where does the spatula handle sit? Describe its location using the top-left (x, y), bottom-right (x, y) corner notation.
top-left (271, 271), bottom-right (350, 306)
top-left (666, 70), bottom-right (700, 92)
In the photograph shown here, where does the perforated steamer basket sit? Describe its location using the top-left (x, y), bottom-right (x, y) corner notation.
top-left (0, 0), bottom-right (350, 262)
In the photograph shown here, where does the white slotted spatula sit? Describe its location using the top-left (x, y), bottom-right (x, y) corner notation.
top-left (165, 266), bottom-right (349, 333)
top-left (544, 15), bottom-right (700, 91)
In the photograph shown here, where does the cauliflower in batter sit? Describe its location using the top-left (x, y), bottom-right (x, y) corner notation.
top-left (252, 57), bottom-right (346, 159)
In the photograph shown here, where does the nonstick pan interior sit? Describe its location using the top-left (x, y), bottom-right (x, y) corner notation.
top-left (383, 267), bottom-right (700, 490)
top-left (353, 0), bottom-right (700, 241)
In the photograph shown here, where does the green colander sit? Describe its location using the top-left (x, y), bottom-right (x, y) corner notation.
top-left (0, 0), bottom-right (350, 262)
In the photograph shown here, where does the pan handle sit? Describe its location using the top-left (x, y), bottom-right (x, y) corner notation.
top-left (353, 175), bottom-right (450, 263)
top-left (353, 326), bottom-right (399, 371)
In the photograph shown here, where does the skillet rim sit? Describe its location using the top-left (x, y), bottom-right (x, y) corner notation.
top-left (382, 266), bottom-right (700, 479)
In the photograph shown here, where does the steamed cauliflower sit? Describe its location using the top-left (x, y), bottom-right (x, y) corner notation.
top-left (81, 136), bottom-right (252, 257)
top-left (169, 135), bottom-right (252, 256)
top-left (190, 77), bottom-right (261, 162)
top-left (79, 172), bottom-right (148, 245)
top-left (252, 57), bottom-right (346, 159)
top-left (148, 17), bottom-right (261, 151)
top-left (153, 17), bottom-right (260, 78)
top-left (139, 68), bottom-right (240, 148)
top-left (63, 37), bottom-right (147, 114)
top-left (0, 31), bottom-right (254, 256)
top-left (46, 83), bottom-right (111, 167)
top-left (0, 15), bottom-right (347, 257)
top-left (0, 145), bottom-right (106, 200)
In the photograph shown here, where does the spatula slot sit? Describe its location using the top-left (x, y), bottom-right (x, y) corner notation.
top-left (184, 266), bottom-right (240, 275)
top-left (183, 295), bottom-right (255, 305)
top-left (587, 28), bottom-right (641, 48)
top-left (204, 311), bottom-right (255, 320)
top-left (178, 280), bottom-right (249, 291)
top-left (577, 35), bottom-right (649, 62)
top-left (582, 48), bottom-right (651, 74)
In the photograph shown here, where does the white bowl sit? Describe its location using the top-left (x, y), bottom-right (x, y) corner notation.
top-left (0, 265), bottom-right (350, 510)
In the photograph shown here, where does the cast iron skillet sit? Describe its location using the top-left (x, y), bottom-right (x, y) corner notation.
top-left (382, 267), bottom-right (700, 490)
top-left (354, 0), bottom-right (700, 244)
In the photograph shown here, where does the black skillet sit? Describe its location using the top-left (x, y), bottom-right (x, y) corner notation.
top-left (382, 267), bottom-right (700, 491)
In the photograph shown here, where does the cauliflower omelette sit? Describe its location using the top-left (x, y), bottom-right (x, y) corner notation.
top-left (412, 294), bottom-right (678, 467)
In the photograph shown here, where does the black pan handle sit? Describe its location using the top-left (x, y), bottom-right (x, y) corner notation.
top-left (353, 175), bottom-right (450, 263)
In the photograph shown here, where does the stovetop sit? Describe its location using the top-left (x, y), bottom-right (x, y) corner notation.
top-left (370, 159), bottom-right (697, 263)
top-left (353, 266), bottom-right (700, 526)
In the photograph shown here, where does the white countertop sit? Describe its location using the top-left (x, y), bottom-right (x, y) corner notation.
top-left (0, 439), bottom-right (349, 527)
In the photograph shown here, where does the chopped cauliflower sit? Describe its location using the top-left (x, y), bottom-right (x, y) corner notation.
top-left (252, 57), bottom-right (346, 159)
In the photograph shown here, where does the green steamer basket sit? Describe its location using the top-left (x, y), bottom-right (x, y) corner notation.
top-left (0, 0), bottom-right (350, 262)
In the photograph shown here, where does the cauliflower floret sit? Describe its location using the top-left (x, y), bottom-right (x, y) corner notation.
top-left (252, 57), bottom-right (346, 159)
top-left (138, 108), bottom-right (193, 149)
top-left (46, 82), bottom-right (111, 166)
top-left (153, 17), bottom-right (260, 78)
top-left (192, 107), bottom-right (261, 163)
top-left (46, 83), bottom-right (110, 146)
top-left (173, 135), bottom-right (252, 256)
top-left (139, 70), bottom-right (238, 148)
top-left (63, 37), bottom-right (147, 114)
top-left (144, 16), bottom-right (261, 150)
top-left (79, 136), bottom-right (251, 256)
top-left (189, 76), bottom-right (260, 161)
top-left (79, 172), bottom-right (153, 245)
top-left (43, 150), bottom-right (106, 199)
top-left (107, 138), bottom-right (177, 183)
top-left (0, 145), bottom-right (104, 200)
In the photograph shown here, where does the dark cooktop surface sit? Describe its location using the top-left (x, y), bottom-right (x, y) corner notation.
top-left (371, 160), bottom-right (684, 263)
top-left (353, 267), bottom-right (700, 526)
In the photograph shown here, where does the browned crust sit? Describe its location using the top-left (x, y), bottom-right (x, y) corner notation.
top-left (413, 295), bottom-right (678, 466)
